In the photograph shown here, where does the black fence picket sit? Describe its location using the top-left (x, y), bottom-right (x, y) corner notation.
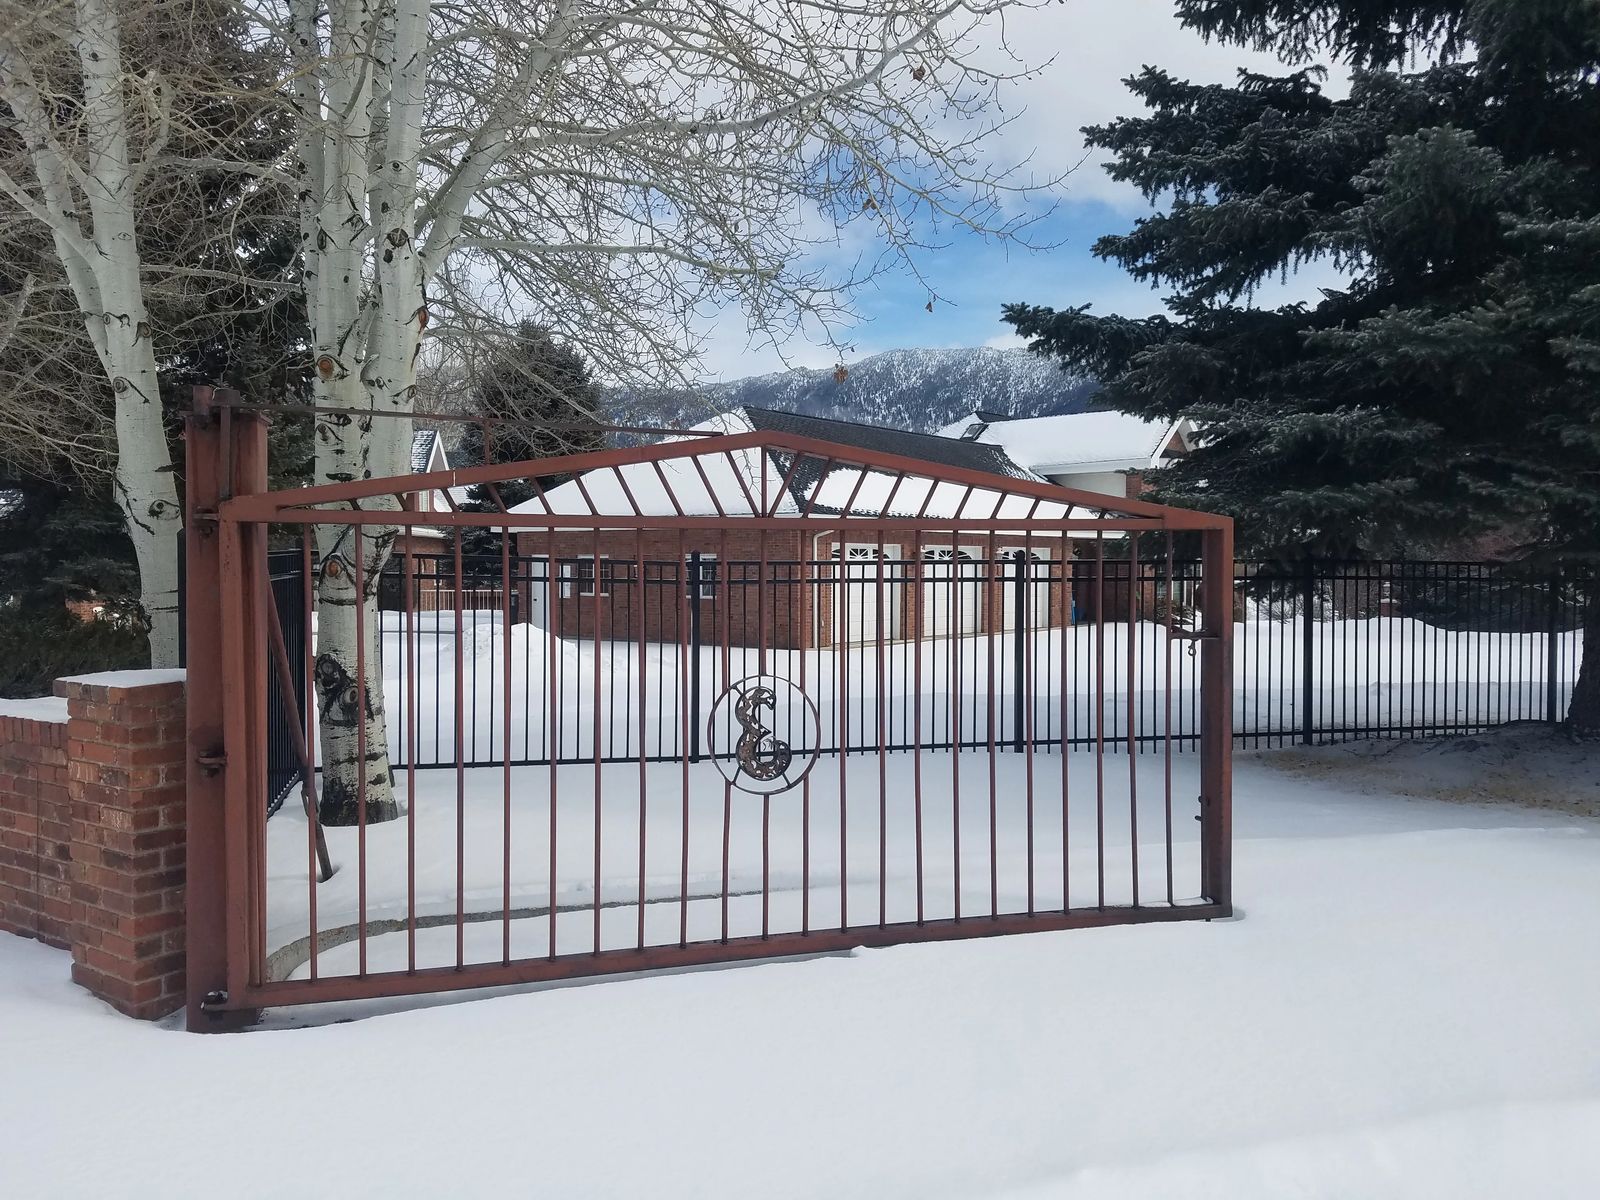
top-left (197, 552), bottom-right (1591, 809)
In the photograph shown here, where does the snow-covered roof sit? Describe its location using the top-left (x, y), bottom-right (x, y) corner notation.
top-left (409, 429), bottom-right (468, 512)
top-left (935, 410), bottom-right (1191, 475)
top-left (506, 407), bottom-right (1101, 528)
top-left (411, 429), bottom-right (441, 473)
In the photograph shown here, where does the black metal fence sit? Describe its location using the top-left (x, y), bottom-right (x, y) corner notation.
top-left (256, 554), bottom-right (1590, 798)
top-left (265, 551), bottom-right (309, 816)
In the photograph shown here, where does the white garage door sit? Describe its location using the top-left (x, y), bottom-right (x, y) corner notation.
top-left (831, 543), bottom-right (902, 645)
top-left (921, 546), bottom-right (984, 638)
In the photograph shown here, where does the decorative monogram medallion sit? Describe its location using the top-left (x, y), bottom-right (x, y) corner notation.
top-left (707, 675), bottom-right (820, 795)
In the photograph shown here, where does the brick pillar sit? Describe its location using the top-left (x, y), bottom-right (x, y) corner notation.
top-left (59, 673), bottom-right (188, 1020)
top-left (0, 704), bottom-right (72, 946)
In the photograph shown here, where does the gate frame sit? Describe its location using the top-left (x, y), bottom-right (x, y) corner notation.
top-left (183, 396), bottom-right (1233, 1029)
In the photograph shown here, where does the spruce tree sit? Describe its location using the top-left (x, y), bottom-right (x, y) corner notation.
top-left (457, 322), bottom-right (606, 569)
top-left (1004, 0), bottom-right (1600, 734)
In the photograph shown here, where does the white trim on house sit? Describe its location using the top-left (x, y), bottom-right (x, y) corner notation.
top-left (935, 410), bottom-right (1193, 500)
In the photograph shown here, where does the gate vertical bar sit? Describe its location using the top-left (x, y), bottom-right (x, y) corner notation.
top-left (1200, 521), bottom-right (1235, 910)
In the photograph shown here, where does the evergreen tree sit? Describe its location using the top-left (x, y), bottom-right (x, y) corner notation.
top-left (0, 474), bottom-right (136, 613)
top-left (458, 323), bottom-right (606, 483)
top-left (1004, 0), bottom-right (1600, 734)
top-left (456, 322), bottom-right (607, 570)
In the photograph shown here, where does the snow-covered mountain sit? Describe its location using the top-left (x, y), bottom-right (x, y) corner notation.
top-left (615, 346), bottom-right (1099, 434)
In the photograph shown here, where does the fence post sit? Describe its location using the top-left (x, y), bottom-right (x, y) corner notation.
top-left (1547, 567), bottom-right (1562, 725)
top-left (1199, 521), bottom-right (1234, 911)
top-left (688, 551), bottom-right (703, 762)
top-left (1012, 555), bottom-right (1027, 752)
top-left (1300, 559), bottom-right (1316, 746)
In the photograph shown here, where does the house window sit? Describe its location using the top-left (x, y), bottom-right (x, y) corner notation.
top-left (686, 554), bottom-right (719, 600)
top-left (563, 556), bottom-right (612, 598)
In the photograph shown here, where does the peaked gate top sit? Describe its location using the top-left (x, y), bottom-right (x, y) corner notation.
top-left (223, 428), bottom-right (1230, 532)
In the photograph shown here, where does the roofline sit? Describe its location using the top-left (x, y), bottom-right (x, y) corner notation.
top-left (736, 403), bottom-right (1042, 479)
top-left (1034, 458), bottom-right (1147, 475)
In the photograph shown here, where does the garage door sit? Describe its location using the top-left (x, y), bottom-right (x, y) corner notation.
top-left (831, 543), bottom-right (902, 645)
top-left (921, 546), bottom-right (983, 638)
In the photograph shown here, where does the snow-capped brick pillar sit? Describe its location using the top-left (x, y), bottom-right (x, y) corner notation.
top-left (0, 700), bottom-right (73, 948)
top-left (58, 671), bottom-right (189, 1020)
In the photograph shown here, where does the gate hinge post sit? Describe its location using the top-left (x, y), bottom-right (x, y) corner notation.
top-left (195, 749), bottom-right (226, 776)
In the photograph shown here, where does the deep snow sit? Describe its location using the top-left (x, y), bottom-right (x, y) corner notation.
top-left (3, 733), bottom-right (1598, 1198)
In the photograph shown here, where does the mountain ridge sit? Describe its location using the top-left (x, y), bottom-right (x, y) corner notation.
top-left (614, 346), bottom-right (1099, 434)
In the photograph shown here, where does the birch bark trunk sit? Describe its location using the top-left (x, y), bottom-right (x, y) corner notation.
top-left (73, 0), bottom-right (183, 665)
top-left (301, 0), bottom-right (417, 824)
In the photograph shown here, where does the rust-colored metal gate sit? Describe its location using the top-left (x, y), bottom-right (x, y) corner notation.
top-left (183, 397), bottom-right (1233, 1029)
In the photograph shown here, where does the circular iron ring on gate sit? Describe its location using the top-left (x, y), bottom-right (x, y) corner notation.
top-left (707, 675), bottom-right (821, 796)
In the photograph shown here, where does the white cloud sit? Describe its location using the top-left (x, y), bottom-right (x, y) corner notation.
top-left (684, 2), bottom-right (1358, 381)
top-left (973, 0), bottom-right (1346, 211)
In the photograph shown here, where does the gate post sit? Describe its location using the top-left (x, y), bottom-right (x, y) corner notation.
top-left (1199, 521), bottom-right (1234, 912)
top-left (184, 388), bottom-right (264, 1031)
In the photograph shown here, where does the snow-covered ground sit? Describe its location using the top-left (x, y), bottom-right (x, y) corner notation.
top-left (4, 729), bottom-right (1598, 1198)
top-left (262, 747), bottom-right (1210, 977)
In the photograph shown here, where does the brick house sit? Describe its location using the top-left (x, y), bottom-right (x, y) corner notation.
top-left (509, 408), bottom-right (1097, 649)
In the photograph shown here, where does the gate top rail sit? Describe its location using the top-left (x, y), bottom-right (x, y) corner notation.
top-left (220, 426), bottom-right (1234, 533)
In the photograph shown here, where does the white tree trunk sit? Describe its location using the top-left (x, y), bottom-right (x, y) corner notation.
top-left (0, 0), bottom-right (185, 665)
top-left (103, 299), bottom-right (183, 665)
top-left (303, 0), bottom-right (406, 824)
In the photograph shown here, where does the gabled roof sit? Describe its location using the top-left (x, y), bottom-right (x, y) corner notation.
top-left (505, 409), bottom-right (1132, 531)
top-left (739, 406), bottom-right (1037, 483)
top-left (936, 409), bottom-right (1191, 475)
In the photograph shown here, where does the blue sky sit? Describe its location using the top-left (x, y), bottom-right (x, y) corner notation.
top-left (696, 0), bottom-right (1348, 380)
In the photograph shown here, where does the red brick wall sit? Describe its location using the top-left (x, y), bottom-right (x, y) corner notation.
top-left (514, 528), bottom-right (1073, 649)
top-left (516, 529), bottom-right (810, 649)
top-left (0, 674), bottom-right (189, 1022)
top-left (0, 705), bottom-right (72, 948)
top-left (60, 675), bottom-right (188, 1021)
